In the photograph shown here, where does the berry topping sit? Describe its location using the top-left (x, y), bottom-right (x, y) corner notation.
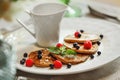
top-left (74, 31), bottom-right (81, 38)
top-left (56, 43), bottom-right (63, 48)
top-left (84, 40), bottom-right (92, 49)
top-left (97, 51), bottom-right (101, 55)
top-left (75, 45), bottom-right (80, 50)
top-left (49, 64), bottom-right (54, 69)
top-left (100, 34), bottom-right (104, 39)
top-left (22, 58), bottom-right (26, 62)
top-left (67, 63), bottom-right (72, 68)
top-left (38, 54), bottom-right (42, 59)
top-left (23, 52), bottom-right (28, 58)
top-left (38, 50), bottom-right (42, 55)
top-left (26, 59), bottom-right (33, 67)
top-left (90, 55), bottom-right (94, 59)
top-left (78, 34), bottom-right (81, 38)
top-left (20, 59), bottom-right (25, 65)
top-left (54, 60), bottom-right (62, 69)
top-left (80, 30), bottom-right (84, 33)
top-left (97, 41), bottom-right (101, 46)
top-left (73, 42), bottom-right (78, 47)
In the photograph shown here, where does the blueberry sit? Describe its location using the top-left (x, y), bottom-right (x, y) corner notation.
top-left (49, 64), bottom-right (54, 69)
top-left (80, 30), bottom-right (84, 33)
top-left (75, 45), bottom-right (80, 50)
top-left (90, 55), bottom-right (94, 59)
top-left (100, 34), bottom-right (104, 39)
top-left (97, 41), bottom-right (101, 46)
top-left (38, 54), bottom-right (42, 59)
top-left (23, 53), bottom-right (28, 58)
top-left (38, 50), bottom-right (42, 55)
top-left (97, 51), bottom-right (101, 55)
top-left (73, 42), bottom-right (78, 47)
top-left (22, 58), bottom-right (26, 62)
top-left (20, 59), bottom-right (25, 65)
top-left (78, 34), bottom-right (81, 38)
top-left (67, 63), bottom-right (72, 68)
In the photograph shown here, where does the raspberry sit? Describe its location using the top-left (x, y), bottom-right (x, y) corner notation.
top-left (56, 43), bottom-right (63, 48)
top-left (54, 60), bottom-right (62, 69)
top-left (26, 59), bottom-right (33, 67)
top-left (74, 31), bottom-right (81, 38)
top-left (84, 40), bottom-right (92, 49)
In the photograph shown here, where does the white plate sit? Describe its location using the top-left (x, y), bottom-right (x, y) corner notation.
top-left (6, 17), bottom-right (120, 75)
top-left (88, 1), bottom-right (120, 18)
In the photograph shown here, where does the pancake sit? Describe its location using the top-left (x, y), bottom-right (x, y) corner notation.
top-left (64, 33), bottom-right (101, 43)
top-left (51, 53), bottom-right (89, 64)
top-left (29, 49), bottom-right (55, 67)
top-left (64, 42), bottom-right (98, 54)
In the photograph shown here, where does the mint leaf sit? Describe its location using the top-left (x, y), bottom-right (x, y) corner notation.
top-left (66, 49), bottom-right (77, 55)
top-left (61, 51), bottom-right (67, 56)
top-left (48, 47), bottom-right (60, 54)
top-left (59, 46), bottom-right (66, 53)
top-left (48, 46), bottom-right (77, 56)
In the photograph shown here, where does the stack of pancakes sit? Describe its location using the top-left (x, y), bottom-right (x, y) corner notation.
top-left (51, 33), bottom-right (101, 64)
top-left (28, 33), bottom-right (101, 67)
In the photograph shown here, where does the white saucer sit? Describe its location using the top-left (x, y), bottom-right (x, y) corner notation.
top-left (88, 1), bottom-right (120, 18)
top-left (6, 17), bottom-right (120, 75)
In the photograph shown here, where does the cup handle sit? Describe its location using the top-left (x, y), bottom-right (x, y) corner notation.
top-left (16, 19), bottom-right (35, 38)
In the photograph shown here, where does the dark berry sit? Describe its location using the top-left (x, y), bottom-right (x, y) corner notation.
top-left (97, 51), bottom-right (101, 55)
top-left (100, 34), bottom-right (104, 39)
top-left (38, 50), bottom-right (42, 55)
top-left (73, 42), bottom-right (78, 47)
top-left (23, 53), bottom-right (28, 58)
top-left (22, 58), bottom-right (26, 62)
top-left (49, 64), bottom-right (54, 69)
top-left (78, 34), bottom-right (81, 38)
top-left (75, 45), bottom-right (80, 50)
top-left (97, 41), bottom-right (101, 46)
top-left (80, 30), bottom-right (84, 33)
top-left (67, 63), bottom-right (72, 68)
top-left (90, 55), bottom-right (94, 59)
top-left (38, 54), bottom-right (42, 59)
top-left (20, 59), bottom-right (25, 65)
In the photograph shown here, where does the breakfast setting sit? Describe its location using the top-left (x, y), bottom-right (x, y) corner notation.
top-left (0, 0), bottom-right (120, 80)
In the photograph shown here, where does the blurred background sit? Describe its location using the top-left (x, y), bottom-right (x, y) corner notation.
top-left (0, 0), bottom-right (120, 34)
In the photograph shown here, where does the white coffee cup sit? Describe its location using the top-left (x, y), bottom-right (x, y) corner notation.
top-left (17, 3), bottom-right (67, 47)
